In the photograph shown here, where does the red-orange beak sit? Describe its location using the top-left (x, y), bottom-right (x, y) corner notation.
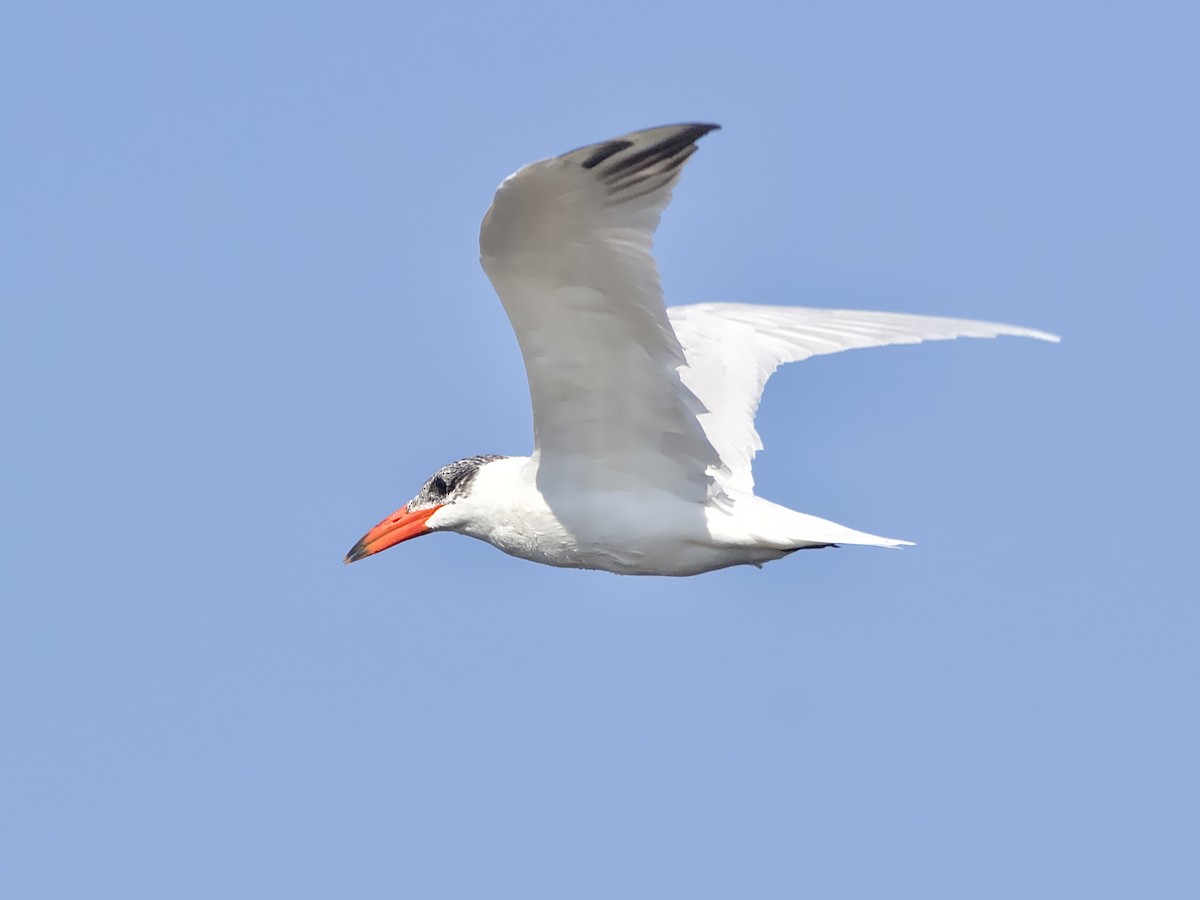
top-left (343, 505), bottom-right (441, 564)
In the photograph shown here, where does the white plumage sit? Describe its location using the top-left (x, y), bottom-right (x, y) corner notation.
top-left (346, 124), bottom-right (1058, 576)
top-left (668, 302), bottom-right (1057, 495)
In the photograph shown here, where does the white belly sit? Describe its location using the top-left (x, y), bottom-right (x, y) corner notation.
top-left (459, 469), bottom-right (788, 576)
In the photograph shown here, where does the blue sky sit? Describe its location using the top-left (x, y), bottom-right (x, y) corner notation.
top-left (2, 0), bottom-right (1197, 897)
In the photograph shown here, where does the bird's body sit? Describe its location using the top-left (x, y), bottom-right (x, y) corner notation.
top-left (419, 455), bottom-right (888, 576)
top-left (346, 124), bottom-right (1057, 576)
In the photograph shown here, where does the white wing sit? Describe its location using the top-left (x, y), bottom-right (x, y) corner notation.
top-left (479, 124), bottom-right (724, 500)
top-left (667, 303), bottom-right (1060, 493)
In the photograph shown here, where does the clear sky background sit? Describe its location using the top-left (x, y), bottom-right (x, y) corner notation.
top-left (2, 1), bottom-right (1197, 897)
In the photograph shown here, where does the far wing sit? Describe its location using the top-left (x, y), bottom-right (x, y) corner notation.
top-left (480, 124), bottom-right (724, 499)
top-left (667, 303), bottom-right (1060, 493)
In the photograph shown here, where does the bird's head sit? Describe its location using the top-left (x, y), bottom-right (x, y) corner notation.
top-left (344, 455), bottom-right (506, 564)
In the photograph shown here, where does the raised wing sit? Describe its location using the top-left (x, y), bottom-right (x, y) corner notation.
top-left (667, 303), bottom-right (1060, 493)
top-left (479, 124), bottom-right (724, 500)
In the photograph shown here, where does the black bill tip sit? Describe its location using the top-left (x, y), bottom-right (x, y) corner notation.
top-left (343, 537), bottom-right (370, 565)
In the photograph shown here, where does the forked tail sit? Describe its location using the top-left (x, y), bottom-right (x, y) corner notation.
top-left (731, 496), bottom-right (914, 550)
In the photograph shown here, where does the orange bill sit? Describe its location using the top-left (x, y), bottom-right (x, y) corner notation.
top-left (344, 506), bottom-right (441, 564)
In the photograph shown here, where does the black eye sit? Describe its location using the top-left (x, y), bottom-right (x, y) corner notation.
top-left (430, 476), bottom-right (449, 497)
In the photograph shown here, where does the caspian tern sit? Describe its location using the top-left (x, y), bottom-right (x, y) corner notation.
top-left (345, 123), bottom-right (1057, 576)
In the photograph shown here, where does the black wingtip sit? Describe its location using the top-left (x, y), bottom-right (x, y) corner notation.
top-left (577, 123), bottom-right (720, 170)
top-left (684, 122), bottom-right (721, 137)
top-left (600, 123), bottom-right (720, 182)
top-left (580, 139), bottom-right (634, 170)
top-left (655, 122), bottom-right (722, 143)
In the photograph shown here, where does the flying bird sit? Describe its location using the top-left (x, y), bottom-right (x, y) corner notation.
top-left (345, 124), bottom-right (1057, 576)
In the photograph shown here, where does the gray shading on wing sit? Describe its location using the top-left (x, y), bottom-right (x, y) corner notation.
top-left (479, 124), bottom-right (727, 500)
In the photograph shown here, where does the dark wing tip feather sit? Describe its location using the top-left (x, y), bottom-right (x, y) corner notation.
top-left (580, 140), bottom-right (634, 170)
top-left (601, 123), bottom-right (719, 180)
top-left (566, 123), bottom-right (720, 197)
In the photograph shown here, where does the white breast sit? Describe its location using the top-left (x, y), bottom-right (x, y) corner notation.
top-left (435, 457), bottom-right (797, 576)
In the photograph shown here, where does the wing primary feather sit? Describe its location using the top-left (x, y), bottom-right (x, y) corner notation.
top-left (580, 139), bottom-right (634, 170)
top-left (599, 123), bottom-right (719, 182)
top-left (607, 146), bottom-right (700, 200)
top-left (604, 173), bottom-right (686, 208)
top-left (657, 146), bottom-right (699, 176)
